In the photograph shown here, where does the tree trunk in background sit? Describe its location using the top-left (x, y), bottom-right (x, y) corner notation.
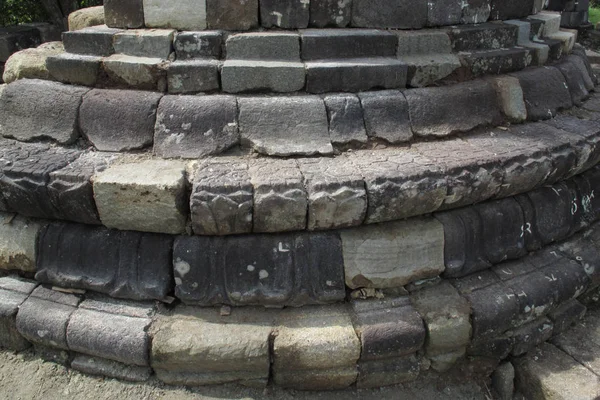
top-left (40, 0), bottom-right (79, 30)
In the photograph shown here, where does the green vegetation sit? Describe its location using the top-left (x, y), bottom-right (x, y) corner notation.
top-left (0, 0), bottom-right (103, 27)
top-left (591, 6), bottom-right (600, 26)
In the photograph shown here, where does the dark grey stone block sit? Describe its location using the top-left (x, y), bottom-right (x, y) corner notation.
top-left (260, 0), bottom-right (310, 28)
top-left (300, 29), bottom-right (397, 60)
top-left (428, 0), bottom-right (462, 26)
top-left (358, 91), bottom-right (412, 144)
top-left (490, 0), bottom-right (535, 20)
top-left (511, 318), bottom-right (553, 356)
top-left (573, 167), bottom-right (600, 225)
top-left (466, 283), bottom-right (520, 339)
top-left (0, 79), bottom-right (89, 144)
top-left (62, 26), bottom-right (120, 56)
top-left (206, 0), bottom-right (258, 30)
top-left (104, 0), bottom-right (145, 28)
top-left (547, 299), bottom-right (586, 334)
top-left (174, 31), bottom-right (222, 60)
top-left (46, 53), bottom-right (102, 87)
top-left (113, 29), bottom-right (175, 59)
top-left (0, 26), bottom-right (41, 62)
top-left (559, 236), bottom-right (600, 289)
top-left (0, 276), bottom-right (37, 350)
top-left (449, 23), bottom-right (518, 52)
top-left (225, 32), bottom-right (300, 61)
top-left (35, 223), bottom-right (174, 301)
top-left (357, 355), bottom-right (420, 389)
top-left (461, 48), bottom-right (532, 78)
top-left (154, 95), bottom-right (238, 159)
top-left (351, 0), bottom-right (427, 29)
top-left (80, 89), bottom-right (162, 152)
top-left (167, 60), bottom-right (220, 94)
top-left (505, 271), bottom-right (558, 325)
top-left (468, 335), bottom-right (514, 360)
top-left (309, 0), bottom-right (352, 27)
top-left (324, 94), bottom-right (368, 145)
top-left (451, 269), bottom-right (500, 295)
top-left (71, 355), bottom-right (152, 382)
top-left (173, 232), bottom-right (345, 307)
top-left (554, 57), bottom-right (591, 106)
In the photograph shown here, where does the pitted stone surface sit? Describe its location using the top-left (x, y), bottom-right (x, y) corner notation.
top-left (342, 218), bottom-right (445, 289)
top-left (46, 53), bottom-right (101, 86)
top-left (190, 159), bottom-right (253, 236)
top-left (154, 95), bottom-right (238, 159)
top-left (0, 79), bottom-right (88, 144)
top-left (351, 0), bottom-right (427, 29)
top-left (104, 0), bottom-right (144, 29)
top-left (260, 0), bottom-right (310, 29)
top-left (0, 276), bottom-right (37, 350)
top-left (323, 94), bottom-right (368, 145)
top-left (35, 223), bottom-right (174, 301)
top-left (206, 0), bottom-right (258, 30)
top-left (62, 26), bottom-right (119, 57)
top-left (359, 91), bottom-right (412, 144)
top-left (248, 159), bottom-right (306, 233)
top-left (143, 0), bottom-right (207, 30)
top-left (68, 6), bottom-right (105, 31)
top-left (102, 54), bottom-right (167, 91)
top-left (167, 60), bottom-right (220, 94)
top-left (298, 157), bottom-right (367, 230)
top-left (113, 29), bottom-right (175, 59)
top-left (0, 213), bottom-right (45, 273)
top-left (0, 26), bottom-right (41, 63)
top-left (174, 31), bottom-right (222, 60)
top-left (461, 0), bottom-right (492, 24)
top-left (93, 159), bottom-right (188, 235)
top-left (173, 232), bottom-right (345, 307)
top-left (238, 96), bottom-right (332, 156)
top-left (80, 89), bottom-right (162, 152)
top-left (310, 0), bottom-right (352, 28)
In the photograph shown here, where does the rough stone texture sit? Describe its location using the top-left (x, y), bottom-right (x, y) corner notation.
top-left (492, 362), bottom-right (515, 400)
top-left (238, 96), bottom-right (333, 156)
top-left (104, 0), bottom-right (144, 29)
top-left (93, 159), bottom-right (188, 235)
top-left (464, 282), bottom-right (519, 340)
top-left (0, 79), bottom-right (88, 144)
top-left (427, 0), bottom-right (462, 26)
top-left (301, 29), bottom-right (397, 60)
top-left (514, 342), bottom-right (600, 400)
top-left (167, 60), bottom-right (220, 94)
top-left (68, 6), bottom-right (105, 31)
top-left (490, 0), bottom-right (534, 20)
top-left (36, 223), bottom-right (173, 301)
top-left (113, 29), bottom-right (175, 59)
top-left (174, 31), bottom-right (222, 60)
top-left (0, 277), bottom-right (37, 350)
top-left (555, 56), bottom-right (591, 106)
top-left (356, 355), bottom-right (420, 389)
top-left (248, 159), bottom-right (306, 233)
top-left (260, 0), bottom-right (310, 28)
top-left (62, 26), bottom-right (119, 57)
top-left (461, 0), bottom-right (492, 24)
top-left (16, 286), bottom-right (81, 350)
top-left (349, 149), bottom-right (447, 223)
top-left (80, 89), bottom-right (162, 152)
top-left (226, 32), bottom-right (300, 61)
top-left (67, 298), bottom-right (153, 366)
top-left (359, 91), bottom-right (412, 144)
top-left (511, 318), bottom-right (553, 356)
top-left (298, 157), bottom-right (367, 230)
top-left (273, 306), bottom-right (361, 390)
top-left (351, 0), bottom-right (427, 29)
top-left (449, 23), bottom-right (518, 52)
top-left (323, 94), bottom-right (368, 145)
top-left (342, 218), bottom-right (445, 289)
top-left (221, 60), bottom-right (305, 93)
top-left (491, 75), bottom-right (527, 122)
top-left (511, 66), bottom-right (573, 121)
top-left (310, 0), bottom-right (352, 27)
top-left (151, 307), bottom-right (274, 386)
top-left (71, 355), bottom-right (152, 382)
top-left (190, 159), bottom-right (252, 236)
top-left (143, 0), bottom-right (207, 30)
top-left (173, 232), bottom-right (345, 307)
top-left (153, 95), bottom-right (238, 159)
top-left (2, 41), bottom-right (64, 83)
top-left (0, 213), bottom-right (44, 273)
top-left (461, 48), bottom-right (532, 78)
top-left (46, 53), bottom-right (101, 86)
top-left (552, 312), bottom-right (600, 375)
top-left (206, 0), bottom-right (258, 30)
top-left (406, 79), bottom-right (502, 138)
top-left (102, 54), bottom-right (167, 91)
top-left (547, 299), bottom-right (586, 334)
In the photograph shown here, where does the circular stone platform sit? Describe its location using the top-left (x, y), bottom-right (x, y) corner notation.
top-left (0, 0), bottom-right (599, 395)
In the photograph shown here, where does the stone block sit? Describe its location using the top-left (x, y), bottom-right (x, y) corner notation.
top-left (67, 298), bottom-right (154, 366)
top-left (71, 355), bottom-right (151, 382)
top-left (402, 54), bottom-right (461, 88)
top-left (323, 94), bottom-right (368, 145)
top-left (190, 159), bottom-right (252, 236)
top-left (0, 79), bottom-right (88, 144)
top-left (461, 0), bottom-right (492, 24)
top-left (80, 89), bottom-right (162, 152)
top-left (68, 6), bottom-right (105, 31)
top-left (449, 23), bottom-right (518, 52)
top-left (248, 159), bottom-right (306, 233)
top-left (298, 157), bottom-right (367, 230)
top-left (174, 31), bottom-right (222, 60)
top-left (221, 60), bottom-right (305, 93)
top-left (300, 29), bottom-right (397, 60)
top-left (491, 75), bottom-right (527, 123)
top-left (468, 335), bottom-right (514, 360)
top-left (0, 213), bottom-right (45, 273)
top-left (406, 80), bottom-right (502, 138)
top-left (167, 60), bottom-right (220, 94)
top-left (102, 54), bottom-right (167, 91)
top-left (351, 0), bottom-right (427, 29)
top-left (547, 299), bottom-right (586, 334)
top-left (35, 223), bottom-right (173, 301)
top-left (16, 286), bottom-right (81, 350)
top-left (349, 149), bottom-right (446, 223)
top-left (397, 30), bottom-right (453, 56)
top-left (310, 0), bottom-right (352, 27)
top-left (427, 0), bottom-right (462, 26)
top-left (2, 41), bottom-right (64, 84)
top-left (466, 283), bottom-right (520, 339)
top-left (305, 59), bottom-right (407, 93)
top-left (0, 276), bottom-right (37, 350)
top-left (0, 26), bottom-right (41, 62)
top-left (151, 307), bottom-right (274, 386)
top-left (358, 90), bottom-right (412, 144)
top-left (46, 53), bottom-right (101, 86)
top-left (551, 313), bottom-right (600, 375)
top-left (523, 41), bottom-right (550, 66)
top-left (62, 26), bottom-right (119, 56)
top-left (260, 0), bottom-right (309, 28)
top-left (341, 218), bottom-right (445, 289)
top-left (505, 270), bottom-right (559, 325)
top-left (143, 0), bottom-right (207, 30)
top-left (93, 159), bottom-right (188, 234)
top-left (555, 56), bottom-right (591, 106)
top-left (226, 32), bottom-right (300, 61)
top-left (492, 362), bottom-right (515, 400)
top-left (490, 0), bottom-right (534, 20)
top-left (113, 29), bottom-right (175, 59)
top-left (273, 306), bottom-right (360, 390)
top-left (154, 95), bottom-right (237, 158)
top-left (173, 232), bottom-right (345, 307)
top-left (511, 318), bottom-right (553, 356)
top-left (104, 0), bottom-right (144, 28)
top-left (238, 96), bottom-right (332, 156)
top-left (461, 48), bottom-right (532, 78)
top-left (356, 355), bottom-right (420, 389)
top-left (206, 0), bottom-right (258, 30)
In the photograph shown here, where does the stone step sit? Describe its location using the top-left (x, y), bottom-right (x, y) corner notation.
top-left (459, 47), bottom-right (532, 78)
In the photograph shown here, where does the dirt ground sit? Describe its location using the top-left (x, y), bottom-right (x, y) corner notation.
top-left (0, 349), bottom-right (492, 400)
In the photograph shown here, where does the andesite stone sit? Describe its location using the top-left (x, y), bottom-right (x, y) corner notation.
top-left (62, 26), bottom-right (120, 57)
top-left (260, 0), bottom-right (310, 29)
top-left (352, 0), bottom-right (427, 29)
top-left (323, 94), bottom-right (368, 145)
top-left (359, 90), bottom-right (412, 144)
top-left (46, 53), bottom-right (102, 86)
top-left (113, 29), bottom-right (175, 59)
top-left (71, 355), bottom-right (152, 382)
top-left (104, 0), bottom-right (145, 29)
top-left (2, 41), bottom-right (64, 84)
top-left (68, 6), bottom-right (105, 31)
top-left (300, 29), bottom-right (397, 60)
top-left (0, 276), bottom-right (37, 350)
top-left (174, 31), bottom-right (222, 60)
top-left (0, 213), bottom-right (45, 273)
top-left (206, 0), bottom-right (259, 30)
top-left (102, 54), bottom-right (167, 91)
top-left (143, 0), bottom-right (207, 30)
top-left (310, 0), bottom-right (352, 27)
top-left (167, 60), bottom-right (220, 94)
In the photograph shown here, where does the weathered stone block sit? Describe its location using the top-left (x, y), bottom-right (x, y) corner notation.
top-left (104, 0), bottom-right (144, 28)
top-left (36, 223), bottom-right (173, 301)
top-left (2, 41), bottom-right (64, 84)
top-left (356, 355), bottom-right (420, 389)
top-left (62, 26), bottom-right (119, 56)
top-left (0, 26), bottom-right (41, 62)
top-left (403, 54), bottom-right (461, 88)
top-left (298, 157), bottom-right (367, 230)
top-left (461, 0), bottom-right (492, 24)
top-left (143, 0), bottom-right (207, 30)
top-left (273, 306), bottom-right (361, 390)
top-left (310, 0), bottom-right (352, 27)
top-left (238, 96), bottom-right (333, 156)
top-left (102, 54), bottom-right (167, 91)
top-left (68, 6), bottom-right (105, 31)
top-left (342, 218), bottom-right (445, 289)
top-left (93, 159), bottom-right (188, 234)
top-left (221, 60), bottom-right (306, 93)
top-left (173, 232), bottom-right (345, 307)
top-left (358, 91), bottom-right (412, 144)
top-left (547, 299), bottom-right (586, 334)
top-left (449, 23), bottom-right (518, 52)
top-left (226, 32), bottom-right (300, 61)
top-left (154, 95), bottom-right (238, 159)
top-left (323, 94), bottom-right (368, 145)
top-left (491, 75), bottom-right (527, 122)
top-left (0, 213), bottom-right (44, 273)
top-left (80, 89), bottom-right (162, 152)
top-left (428, 0), bottom-right (462, 26)
top-left (113, 29), bottom-right (175, 59)
top-left (71, 355), bottom-right (152, 382)
top-left (46, 53), bottom-right (101, 86)
top-left (351, 0), bottom-right (427, 29)
top-left (461, 48), bottom-right (532, 78)
top-left (174, 31), bottom-right (222, 60)
top-left (511, 318), bottom-right (553, 356)
top-left (260, 0), bottom-right (310, 28)
top-left (0, 276), bottom-right (37, 350)
top-left (555, 56), bottom-right (591, 106)
top-left (0, 79), bottom-right (88, 144)
top-left (490, 0), bottom-right (535, 20)
top-left (167, 60), bottom-right (220, 94)
top-left (466, 283), bottom-right (519, 339)
top-left (206, 0), bottom-right (258, 30)
top-left (300, 29), bottom-right (397, 60)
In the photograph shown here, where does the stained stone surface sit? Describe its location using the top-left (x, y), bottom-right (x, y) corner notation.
top-left (490, 0), bottom-right (534, 20)
top-left (427, 0), bottom-right (462, 26)
top-left (46, 53), bottom-right (102, 86)
top-left (167, 60), bottom-right (220, 94)
top-left (104, 0), bottom-right (145, 29)
top-left (102, 54), bottom-right (167, 91)
top-left (449, 23), bottom-right (518, 52)
top-left (174, 31), bottom-right (222, 60)
top-left (71, 355), bottom-right (152, 382)
top-left (143, 0), bottom-right (207, 30)
top-left (62, 26), bottom-right (119, 57)
top-left (300, 29), bottom-right (397, 60)
top-left (0, 213), bottom-right (45, 273)
top-left (221, 60), bottom-right (306, 93)
top-left (323, 94), bottom-right (368, 145)
top-left (461, 0), bottom-right (492, 24)
top-left (68, 6), bottom-right (105, 31)
top-left (260, 0), bottom-right (310, 29)
top-left (0, 276), bottom-right (37, 350)
top-left (206, 0), bottom-right (258, 30)
top-left (2, 41), bottom-right (64, 84)
top-left (351, 0), bottom-right (427, 29)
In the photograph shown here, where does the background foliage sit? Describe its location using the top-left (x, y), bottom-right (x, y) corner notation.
top-left (0, 0), bottom-right (103, 27)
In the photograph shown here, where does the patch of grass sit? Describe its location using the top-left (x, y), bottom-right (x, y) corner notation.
top-left (590, 6), bottom-right (600, 26)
